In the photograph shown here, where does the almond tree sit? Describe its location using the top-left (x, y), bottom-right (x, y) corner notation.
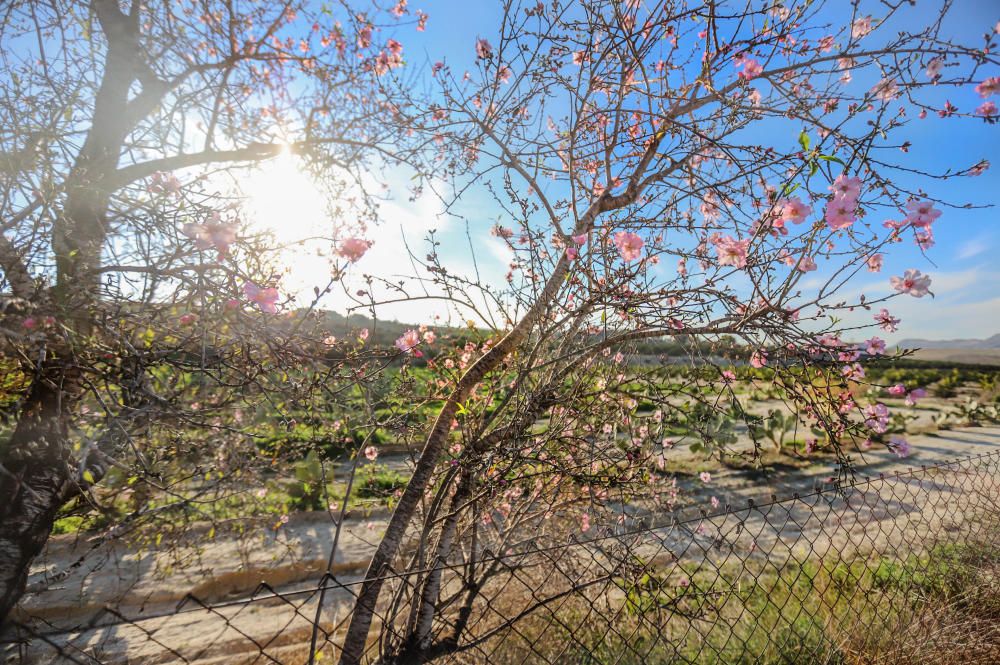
top-left (334, 1), bottom-right (997, 662)
top-left (0, 0), bottom-right (423, 622)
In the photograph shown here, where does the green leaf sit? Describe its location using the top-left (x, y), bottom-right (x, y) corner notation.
top-left (818, 154), bottom-right (846, 166)
top-left (798, 130), bottom-right (811, 152)
top-left (780, 182), bottom-right (800, 197)
top-left (809, 160), bottom-right (819, 177)
top-left (82, 469), bottom-right (95, 484)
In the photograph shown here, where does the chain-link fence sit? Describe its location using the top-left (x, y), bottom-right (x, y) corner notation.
top-left (5, 450), bottom-right (1000, 664)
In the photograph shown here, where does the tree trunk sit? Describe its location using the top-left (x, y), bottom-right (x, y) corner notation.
top-left (337, 254), bottom-right (573, 665)
top-left (0, 376), bottom-right (75, 623)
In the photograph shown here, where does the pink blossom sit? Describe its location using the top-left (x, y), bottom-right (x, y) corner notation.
top-left (851, 16), bottom-right (873, 39)
top-left (887, 384), bottom-right (907, 397)
top-left (183, 218), bottom-right (237, 257)
top-left (915, 230), bottom-right (934, 251)
top-left (357, 25), bottom-right (372, 49)
top-left (977, 101), bottom-right (998, 117)
top-left (423, 330), bottom-right (436, 344)
top-left (797, 255), bottom-right (818, 272)
top-left (829, 175), bottom-right (862, 201)
top-left (905, 388), bottom-right (927, 406)
top-left (867, 253), bottom-right (883, 272)
top-left (580, 513), bottom-right (591, 532)
top-left (839, 348), bottom-right (861, 362)
top-left (149, 171), bottom-right (182, 195)
top-left (613, 231), bottom-right (644, 262)
top-left (395, 329), bottom-right (421, 354)
top-left (713, 235), bottom-right (751, 268)
top-left (699, 471), bottom-right (711, 483)
top-left (364, 445), bottom-right (379, 461)
top-left (721, 370), bottom-right (736, 384)
top-left (841, 362), bottom-right (865, 381)
top-left (736, 56), bottom-right (763, 80)
top-left (337, 237), bottom-right (371, 262)
top-left (824, 197), bottom-right (856, 230)
top-left (888, 435), bottom-right (911, 458)
top-left (870, 78), bottom-right (899, 102)
top-left (925, 58), bottom-right (943, 80)
top-left (750, 350), bottom-right (768, 368)
top-left (805, 437), bottom-right (818, 454)
top-left (903, 200), bottom-right (941, 228)
top-left (865, 337), bottom-right (886, 355)
top-left (965, 160), bottom-right (986, 177)
top-left (975, 77), bottom-right (1000, 98)
top-left (777, 196), bottom-right (811, 224)
top-left (243, 282), bottom-right (280, 314)
top-left (890, 269), bottom-right (932, 297)
top-left (864, 403), bottom-right (890, 433)
top-left (475, 38), bottom-right (492, 59)
top-left (875, 308), bottom-right (900, 332)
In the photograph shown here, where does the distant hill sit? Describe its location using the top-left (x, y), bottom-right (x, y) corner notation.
top-left (897, 333), bottom-right (1000, 350)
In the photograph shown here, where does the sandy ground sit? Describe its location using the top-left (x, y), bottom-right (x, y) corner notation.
top-left (4, 425), bottom-right (1000, 664)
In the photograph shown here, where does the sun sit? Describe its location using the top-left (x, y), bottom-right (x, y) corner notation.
top-left (240, 148), bottom-right (342, 301)
top-left (243, 148), bottom-right (330, 247)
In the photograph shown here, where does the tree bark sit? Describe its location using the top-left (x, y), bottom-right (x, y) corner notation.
top-left (0, 374), bottom-right (76, 623)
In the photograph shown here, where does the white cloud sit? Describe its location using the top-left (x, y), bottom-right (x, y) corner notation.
top-left (956, 236), bottom-right (990, 260)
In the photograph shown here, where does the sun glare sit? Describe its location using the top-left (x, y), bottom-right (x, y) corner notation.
top-left (241, 149), bottom-right (339, 300)
top-left (243, 149), bottom-right (329, 246)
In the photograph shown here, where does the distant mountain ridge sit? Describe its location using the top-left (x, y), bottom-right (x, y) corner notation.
top-left (898, 333), bottom-right (1000, 350)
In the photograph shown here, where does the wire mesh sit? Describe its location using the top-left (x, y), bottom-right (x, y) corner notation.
top-left (5, 450), bottom-right (1000, 664)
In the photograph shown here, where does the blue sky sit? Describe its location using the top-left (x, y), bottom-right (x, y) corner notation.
top-left (263, 1), bottom-right (1000, 342)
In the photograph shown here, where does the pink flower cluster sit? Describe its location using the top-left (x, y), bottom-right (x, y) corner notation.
top-left (183, 214), bottom-right (237, 257)
top-left (776, 196), bottom-right (811, 225)
top-left (613, 231), bottom-right (644, 262)
top-left (823, 174), bottom-right (861, 230)
top-left (395, 329), bottom-right (421, 354)
top-left (733, 53), bottom-right (763, 80)
top-left (897, 199), bottom-right (941, 249)
top-left (394, 326), bottom-right (436, 357)
top-left (565, 233), bottom-right (587, 260)
top-left (874, 308), bottom-right (900, 332)
top-left (863, 402), bottom-right (890, 433)
top-left (337, 237), bottom-right (372, 263)
top-left (149, 171), bottom-right (181, 195)
top-left (244, 282), bottom-right (280, 314)
top-left (712, 235), bottom-right (751, 269)
top-left (373, 39), bottom-right (404, 75)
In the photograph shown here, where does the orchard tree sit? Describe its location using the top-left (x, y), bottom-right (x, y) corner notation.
top-left (331, 1), bottom-right (998, 662)
top-left (0, 0), bottom-right (426, 622)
